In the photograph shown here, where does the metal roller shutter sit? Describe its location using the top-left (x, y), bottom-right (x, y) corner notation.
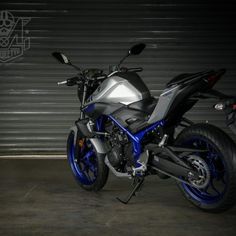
top-left (0, 0), bottom-right (236, 155)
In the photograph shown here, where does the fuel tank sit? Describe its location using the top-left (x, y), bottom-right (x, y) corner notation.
top-left (84, 72), bottom-right (150, 106)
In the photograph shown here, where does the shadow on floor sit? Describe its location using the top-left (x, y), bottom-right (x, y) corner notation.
top-left (0, 159), bottom-right (235, 236)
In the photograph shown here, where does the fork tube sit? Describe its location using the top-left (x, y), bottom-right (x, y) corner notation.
top-left (80, 83), bottom-right (87, 119)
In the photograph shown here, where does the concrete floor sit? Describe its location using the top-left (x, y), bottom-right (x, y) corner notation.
top-left (0, 159), bottom-right (235, 236)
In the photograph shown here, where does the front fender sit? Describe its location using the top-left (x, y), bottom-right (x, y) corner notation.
top-left (69, 125), bottom-right (108, 154)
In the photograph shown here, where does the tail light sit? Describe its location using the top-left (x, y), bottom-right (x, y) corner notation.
top-left (207, 69), bottom-right (226, 87)
top-left (207, 74), bottom-right (220, 87)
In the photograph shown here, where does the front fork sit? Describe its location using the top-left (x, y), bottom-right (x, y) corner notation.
top-left (79, 82), bottom-right (88, 119)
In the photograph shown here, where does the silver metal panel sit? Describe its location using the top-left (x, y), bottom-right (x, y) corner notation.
top-left (85, 75), bottom-right (143, 106)
top-left (148, 85), bottom-right (180, 124)
top-left (0, 0), bottom-right (236, 155)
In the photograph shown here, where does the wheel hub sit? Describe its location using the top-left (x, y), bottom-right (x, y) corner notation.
top-left (187, 155), bottom-right (211, 189)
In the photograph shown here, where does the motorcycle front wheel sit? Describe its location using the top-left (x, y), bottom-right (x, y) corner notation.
top-left (175, 123), bottom-right (236, 212)
top-left (67, 131), bottom-right (109, 191)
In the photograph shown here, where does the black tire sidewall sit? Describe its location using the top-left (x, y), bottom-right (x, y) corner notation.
top-left (175, 123), bottom-right (236, 212)
top-left (67, 131), bottom-right (109, 192)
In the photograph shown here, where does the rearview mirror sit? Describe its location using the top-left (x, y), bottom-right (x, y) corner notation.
top-left (52, 52), bottom-right (71, 65)
top-left (129, 43), bottom-right (146, 55)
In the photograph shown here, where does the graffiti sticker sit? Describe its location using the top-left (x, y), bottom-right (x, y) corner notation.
top-left (0, 10), bottom-right (31, 63)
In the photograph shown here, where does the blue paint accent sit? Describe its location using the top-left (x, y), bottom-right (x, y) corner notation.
top-left (107, 115), bottom-right (164, 166)
top-left (83, 104), bottom-right (95, 113)
top-left (95, 116), bottom-right (105, 132)
top-left (68, 134), bottom-right (97, 185)
top-left (181, 137), bottom-right (228, 205)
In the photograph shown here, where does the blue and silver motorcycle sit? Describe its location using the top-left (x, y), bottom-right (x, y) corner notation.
top-left (53, 44), bottom-right (236, 212)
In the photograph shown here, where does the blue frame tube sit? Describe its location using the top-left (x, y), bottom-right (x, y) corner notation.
top-left (107, 115), bottom-right (164, 166)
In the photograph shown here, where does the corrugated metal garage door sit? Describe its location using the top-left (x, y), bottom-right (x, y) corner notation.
top-left (0, 0), bottom-right (236, 155)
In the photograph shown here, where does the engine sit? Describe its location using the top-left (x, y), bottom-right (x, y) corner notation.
top-left (105, 121), bottom-right (133, 172)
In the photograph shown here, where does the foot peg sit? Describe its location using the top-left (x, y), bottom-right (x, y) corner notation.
top-left (116, 177), bottom-right (144, 204)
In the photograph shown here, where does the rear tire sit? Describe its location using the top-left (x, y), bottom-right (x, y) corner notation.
top-left (175, 123), bottom-right (236, 212)
top-left (67, 131), bottom-right (109, 191)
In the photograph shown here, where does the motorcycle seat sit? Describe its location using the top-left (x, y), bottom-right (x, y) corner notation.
top-left (166, 70), bottom-right (214, 87)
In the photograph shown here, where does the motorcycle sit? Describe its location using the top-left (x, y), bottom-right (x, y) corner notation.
top-left (52, 43), bottom-right (236, 212)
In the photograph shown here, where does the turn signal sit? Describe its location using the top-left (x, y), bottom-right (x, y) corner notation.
top-left (214, 103), bottom-right (225, 111)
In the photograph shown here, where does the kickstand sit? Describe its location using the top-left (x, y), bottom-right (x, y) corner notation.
top-left (116, 177), bottom-right (145, 204)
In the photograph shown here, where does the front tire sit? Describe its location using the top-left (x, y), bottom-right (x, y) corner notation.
top-left (67, 131), bottom-right (109, 191)
top-left (175, 123), bottom-right (236, 212)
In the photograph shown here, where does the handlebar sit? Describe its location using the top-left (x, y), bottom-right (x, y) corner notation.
top-left (107, 67), bottom-right (143, 77)
top-left (57, 76), bottom-right (80, 86)
top-left (57, 67), bottom-right (143, 85)
top-left (57, 74), bottom-right (106, 86)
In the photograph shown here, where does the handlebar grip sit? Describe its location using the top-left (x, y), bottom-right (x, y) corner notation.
top-left (57, 76), bottom-right (79, 86)
top-left (57, 80), bottom-right (67, 85)
top-left (67, 76), bottom-right (79, 86)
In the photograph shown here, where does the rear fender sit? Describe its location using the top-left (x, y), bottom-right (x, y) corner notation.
top-left (192, 89), bottom-right (236, 136)
top-left (214, 98), bottom-right (236, 136)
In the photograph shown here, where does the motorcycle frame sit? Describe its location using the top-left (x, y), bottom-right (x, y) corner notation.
top-left (79, 82), bottom-right (165, 167)
top-left (78, 73), bottom-right (236, 169)
top-left (97, 115), bottom-right (165, 166)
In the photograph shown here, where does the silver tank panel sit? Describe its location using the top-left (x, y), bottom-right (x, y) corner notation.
top-left (85, 75), bottom-right (150, 106)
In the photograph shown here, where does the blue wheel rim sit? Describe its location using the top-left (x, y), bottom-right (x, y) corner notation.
top-left (68, 134), bottom-right (98, 185)
top-left (181, 137), bottom-right (228, 205)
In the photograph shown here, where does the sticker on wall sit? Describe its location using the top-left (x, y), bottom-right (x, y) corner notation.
top-left (0, 10), bottom-right (31, 63)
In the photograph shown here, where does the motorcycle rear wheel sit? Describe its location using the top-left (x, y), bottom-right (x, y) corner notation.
top-left (175, 123), bottom-right (236, 212)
